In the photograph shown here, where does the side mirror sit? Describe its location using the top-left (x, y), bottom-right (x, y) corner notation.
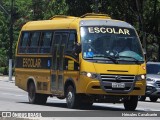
top-left (73, 43), bottom-right (81, 55)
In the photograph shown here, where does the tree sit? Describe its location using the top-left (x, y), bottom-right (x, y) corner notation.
top-left (0, 0), bottom-right (160, 69)
top-left (66, 0), bottom-right (92, 16)
top-left (0, 11), bottom-right (8, 67)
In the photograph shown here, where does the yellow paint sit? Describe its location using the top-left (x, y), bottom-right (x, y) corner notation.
top-left (68, 60), bottom-right (74, 70)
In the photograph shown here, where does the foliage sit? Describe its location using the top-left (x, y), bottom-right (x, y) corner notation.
top-left (0, 67), bottom-right (8, 75)
top-left (66, 0), bottom-right (92, 16)
top-left (0, 0), bottom-right (160, 69)
top-left (0, 11), bottom-right (8, 67)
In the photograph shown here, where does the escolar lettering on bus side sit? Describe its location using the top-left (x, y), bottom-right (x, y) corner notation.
top-left (23, 58), bottom-right (41, 68)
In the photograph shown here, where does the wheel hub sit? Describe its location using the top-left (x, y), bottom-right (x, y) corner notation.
top-left (67, 91), bottom-right (73, 102)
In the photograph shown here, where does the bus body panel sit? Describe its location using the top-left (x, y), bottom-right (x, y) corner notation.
top-left (76, 59), bottom-right (146, 94)
top-left (15, 68), bottom-right (52, 94)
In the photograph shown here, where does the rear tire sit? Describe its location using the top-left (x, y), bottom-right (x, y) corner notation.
top-left (28, 82), bottom-right (48, 105)
top-left (124, 96), bottom-right (138, 111)
top-left (149, 96), bottom-right (158, 102)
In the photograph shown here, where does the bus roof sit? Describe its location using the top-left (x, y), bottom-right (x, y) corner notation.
top-left (22, 13), bottom-right (134, 31)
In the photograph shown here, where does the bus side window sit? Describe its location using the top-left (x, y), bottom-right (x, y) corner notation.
top-left (65, 32), bottom-right (77, 56)
top-left (19, 32), bottom-right (29, 53)
top-left (28, 32), bottom-right (40, 53)
top-left (39, 32), bottom-right (52, 53)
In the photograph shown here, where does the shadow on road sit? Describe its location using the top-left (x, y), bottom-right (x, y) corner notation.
top-left (139, 100), bottom-right (160, 103)
top-left (18, 102), bottom-right (143, 111)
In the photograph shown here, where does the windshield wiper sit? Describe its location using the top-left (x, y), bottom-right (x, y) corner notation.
top-left (93, 54), bottom-right (105, 57)
top-left (119, 56), bottom-right (144, 64)
top-left (84, 57), bottom-right (94, 60)
top-left (105, 56), bottom-right (119, 64)
top-left (84, 55), bottom-right (119, 63)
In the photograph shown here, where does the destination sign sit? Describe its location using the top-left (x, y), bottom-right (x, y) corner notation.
top-left (88, 27), bottom-right (130, 35)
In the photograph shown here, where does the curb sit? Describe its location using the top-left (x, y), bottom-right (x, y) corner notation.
top-left (0, 76), bottom-right (15, 83)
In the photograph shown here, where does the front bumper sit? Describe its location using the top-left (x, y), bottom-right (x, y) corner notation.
top-left (84, 80), bottom-right (146, 95)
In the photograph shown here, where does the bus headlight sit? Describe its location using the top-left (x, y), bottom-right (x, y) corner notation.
top-left (81, 71), bottom-right (98, 79)
top-left (136, 74), bottom-right (146, 81)
top-left (141, 75), bottom-right (145, 79)
top-left (87, 72), bottom-right (92, 78)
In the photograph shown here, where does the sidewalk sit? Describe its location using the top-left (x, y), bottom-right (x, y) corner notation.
top-left (0, 75), bottom-right (15, 83)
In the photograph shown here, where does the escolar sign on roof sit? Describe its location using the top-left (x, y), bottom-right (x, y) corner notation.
top-left (88, 27), bottom-right (130, 35)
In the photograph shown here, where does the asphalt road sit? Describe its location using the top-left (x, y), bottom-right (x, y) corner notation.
top-left (0, 78), bottom-right (160, 120)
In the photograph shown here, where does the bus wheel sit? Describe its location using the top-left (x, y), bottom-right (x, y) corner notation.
top-left (138, 96), bottom-right (146, 101)
top-left (66, 85), bottom-right (80, 109)
top-left (149, 97), bottom-right (158, 102)
top-left (57, 96), bottom-right (65, 100)
top-left (82, 101), bottom-right (93, 109)
top-left (81, 95), bottom-right (93, 109)
top-left (28, 82), bottom-right (47, 105)
top-left (123, 96), bottom-right (138, 111)
top-left (36, 94), bottom-right (48, 105)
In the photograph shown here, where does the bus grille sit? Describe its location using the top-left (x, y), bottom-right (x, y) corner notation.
top-left (100, 74), bottom-right (135, 93)
top-left (156, 81), bottom-right (160, 88)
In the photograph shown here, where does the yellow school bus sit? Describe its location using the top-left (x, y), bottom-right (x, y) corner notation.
top-left (15, 13), bottom-right (146, 110)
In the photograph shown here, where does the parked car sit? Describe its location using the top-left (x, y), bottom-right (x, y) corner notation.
top-left (139, 62), bottom-right (160, 102)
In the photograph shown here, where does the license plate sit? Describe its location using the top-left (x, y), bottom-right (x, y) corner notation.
top-left (112, 83), bottom-right (125, 88)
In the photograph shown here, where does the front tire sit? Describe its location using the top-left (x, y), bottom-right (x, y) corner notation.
top-left (124, 96), bottom-right (138, 111)
top-left (138, 96), bottom-right (146, 101)
top-left (28, 82), bottom-right (48, 105)
top-left (65, 85), bottom-right (93, 109)
top-left (150, 96), bottom-right (158, 102)
top-left (66, 85), bottom-right (80, 108)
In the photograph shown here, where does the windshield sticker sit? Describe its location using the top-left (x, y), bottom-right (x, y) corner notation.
top-left (84, 51), bottom-right (94, 58)
top-left (88, 27), bottom-right (130, 35)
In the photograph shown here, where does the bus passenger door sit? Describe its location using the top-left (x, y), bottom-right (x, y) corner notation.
top-left (51, 32), bottom-right (68, 95)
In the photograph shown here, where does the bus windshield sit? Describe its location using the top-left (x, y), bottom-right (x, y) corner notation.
top-left (80, 26), bottom-right (144, 63)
